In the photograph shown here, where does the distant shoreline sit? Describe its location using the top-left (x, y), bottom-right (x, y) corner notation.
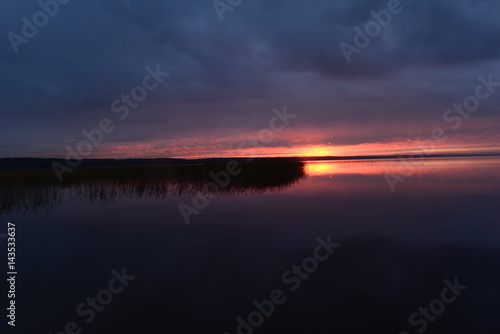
top-left (1, 153), bottom-right (500, 170)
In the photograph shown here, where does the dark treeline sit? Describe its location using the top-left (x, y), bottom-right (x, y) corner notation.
top-left (306, 153), bottom-right (500, 161)
top-left (0, 158), bottom-right (305, 218)
top-left (2, 153), bottom-right (500, 170)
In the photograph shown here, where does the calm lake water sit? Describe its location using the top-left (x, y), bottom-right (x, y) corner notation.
top-left (3, 157), bottom-right (500, 333)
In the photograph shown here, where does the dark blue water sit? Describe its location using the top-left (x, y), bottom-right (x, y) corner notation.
top-left (3, 157), bottom-right (500, 333)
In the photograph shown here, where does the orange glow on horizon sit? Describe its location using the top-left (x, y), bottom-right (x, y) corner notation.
top-left (46, 124), bottom-right (500, 160)
top-left (83, 141), bottom-right (500, 160)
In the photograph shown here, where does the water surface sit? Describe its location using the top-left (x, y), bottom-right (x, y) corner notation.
top-left (3, 157), bottom-right (500, 333)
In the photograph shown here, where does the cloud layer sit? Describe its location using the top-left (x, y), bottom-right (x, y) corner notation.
top-left (1, 0), bottom-right (500, 157)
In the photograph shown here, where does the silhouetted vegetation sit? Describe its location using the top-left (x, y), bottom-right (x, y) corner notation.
top-left (0, 158), bottom-right (305, 218)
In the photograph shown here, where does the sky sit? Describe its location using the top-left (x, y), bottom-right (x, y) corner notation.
top-left (1, 0), bottom-right (500, 159)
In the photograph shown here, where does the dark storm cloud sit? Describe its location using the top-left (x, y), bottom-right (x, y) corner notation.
top-left (0, 0), bottom-right (499, 156)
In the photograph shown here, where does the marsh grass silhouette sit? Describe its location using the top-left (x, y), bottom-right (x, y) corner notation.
top-left (0, 158), bottom-right (305, 218)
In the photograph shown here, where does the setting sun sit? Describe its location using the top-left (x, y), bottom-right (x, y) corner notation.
top-left (294, 145), bottom-right (337, 157)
